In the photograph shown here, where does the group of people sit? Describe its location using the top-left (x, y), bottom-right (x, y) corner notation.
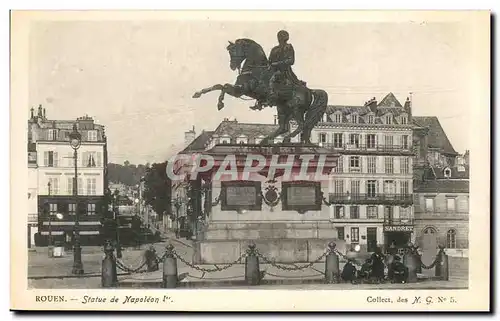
top-left (340, 246), bottom-right (410, 284)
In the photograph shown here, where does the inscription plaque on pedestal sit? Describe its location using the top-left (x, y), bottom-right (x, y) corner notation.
top-left (221, 181), bottom-right (262, 211)
top-left (282, 181), bottom-right (322, 212)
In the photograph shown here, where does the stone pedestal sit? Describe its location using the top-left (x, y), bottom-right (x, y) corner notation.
top-left (188, 144), bottom-right (340, 264)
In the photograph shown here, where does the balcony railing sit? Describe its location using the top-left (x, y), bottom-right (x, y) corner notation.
top-left (383, 217), bottom-right (414, 225)
top-left (321, 143), bottom-right (413, 153)
top-left (328, 193), bottom-right (413, 205)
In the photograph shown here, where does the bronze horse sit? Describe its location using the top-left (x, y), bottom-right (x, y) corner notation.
top-left (192, 38), bottom-right (328, 144)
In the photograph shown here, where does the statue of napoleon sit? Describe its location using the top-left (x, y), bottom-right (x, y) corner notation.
top-left (193, 30), bottom-right (328, 145)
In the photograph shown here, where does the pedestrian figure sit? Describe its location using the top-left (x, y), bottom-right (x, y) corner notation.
top-left (358, 258), bottom-right (372, 283)
top-left (388, 255), bottom-right (409, 283)
top-left (341, 258), bottom-right (358, 284)
top-left (370, 246), bottom-right (386, 283)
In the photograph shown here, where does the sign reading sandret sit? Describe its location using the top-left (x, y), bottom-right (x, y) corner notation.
top-left (221, 181), bottom-right (262, 211)
top-left (282, 181), bottom-right (322, 212)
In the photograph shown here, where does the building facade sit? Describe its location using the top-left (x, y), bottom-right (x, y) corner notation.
top-left (290, 93), bottom-right (415, 251)
top-left (412, 115), bottom-right (469, 256)
top-left (28, 105), bottom-right (109, 246)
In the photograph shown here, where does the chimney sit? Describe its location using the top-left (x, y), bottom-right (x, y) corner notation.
top-left (30, 107), bottom-right (34, 119)
top-left (43, 108), bottom-right (46, 119)
top-left (364, 97), bottom-right (377, 113)
top-left (274, 115), bottom-right (278, 125)
top-left (404, 96), bottom-right (412, 118)
top-left (37, 104), bottom-right (43, 118)
top-left (184, 125), bottom-right (196, 147)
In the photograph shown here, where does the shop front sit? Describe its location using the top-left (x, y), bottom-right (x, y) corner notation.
top-left (383, 224), bottom-right (414, 251)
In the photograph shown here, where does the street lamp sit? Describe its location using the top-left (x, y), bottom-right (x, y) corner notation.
top-left (113, 189), bottom-right (122, 258)
top-left (47, 181), bottom-right (52, 257)
top-left (172, 194), bottom-right (182, 238)
top-left (69, 123), bottom-right (84, 275)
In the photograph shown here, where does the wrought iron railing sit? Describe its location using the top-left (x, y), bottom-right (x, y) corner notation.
top-left (321, 143), bottom-right (412, 152)
top-left (328, 193), bottom-right (413, 205)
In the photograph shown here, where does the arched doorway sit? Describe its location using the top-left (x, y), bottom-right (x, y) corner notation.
top-left (420, 226), bottom-right (438, 265)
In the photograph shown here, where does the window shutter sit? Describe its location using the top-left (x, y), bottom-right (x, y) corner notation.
top-left (67, 177), bottom-right (73, 195)
top-left (81, 152), bottom-right (86, 167)
top-left (44, 151), bottom-right (48, 166)
top-left (96, 152), bottom-right (102, 167)
top-left (67, 152), bottom-right (73, 167)
top-left (78, 178), bottom-right (84, 195)
top-left (53, 152), bottom-right (59, 167)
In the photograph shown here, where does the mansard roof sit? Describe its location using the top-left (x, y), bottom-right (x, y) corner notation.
top-left (412, 116), bottom-right (457, 155)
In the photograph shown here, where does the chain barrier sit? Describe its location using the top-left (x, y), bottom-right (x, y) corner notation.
top-left (334, 249), bottom-right (363, 267)
top-left (114, 256), bottom-right (148, 274)
top-left (171, 248), bottom-right (246, 273)
top-left (418, 253), bottom-right (440, 270)
top-left (256, 249), bottom-right (329, 271)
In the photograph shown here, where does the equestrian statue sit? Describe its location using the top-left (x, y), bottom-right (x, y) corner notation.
top-left (192, 30), bottom-right (328, 145)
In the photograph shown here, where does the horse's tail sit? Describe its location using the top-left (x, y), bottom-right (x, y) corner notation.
top-left (304, 89), bottom-right (328, 130)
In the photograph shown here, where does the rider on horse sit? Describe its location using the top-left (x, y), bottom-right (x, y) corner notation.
top-left (251, 30), bottom-right (306, 110)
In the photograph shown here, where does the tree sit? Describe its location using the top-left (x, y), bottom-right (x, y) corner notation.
top-left (143, 162), bottom-right (172, 221)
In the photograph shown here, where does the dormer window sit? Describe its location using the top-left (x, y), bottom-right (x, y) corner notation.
top-left (443, 167), bottom-right (452, 179)
top-left (400, 115), bottom-right (407, 125)
top-left (385, 114), bottom-right (393, 125)
top-left (351, 114), bottom-right (358, 124)
top-left (236, 135), bottom-right (248, 145)
top-left (87, 130), bottom-right (98, 141)
top-left (334, 113), bottom-right (342, 123)
top-left (48, 129), bottom-right (58, 141)
top-left (322, 113), bottom-right (328, 123)
top-left (220, 135), bottom-right (231, 144)
top-left (367, 115), bottom-right (374, 124)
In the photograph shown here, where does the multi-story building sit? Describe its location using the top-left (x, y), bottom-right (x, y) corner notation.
top-left (290, 93), bottom-right (415, 252)
top-left (413, 163), bottom-right (469, 259)
top-left (178, 93), bottom-right (415, 252)
top-left (412, 116), bottom-right (469, 257)
top-left (27, 105), bottom-right (109, 246)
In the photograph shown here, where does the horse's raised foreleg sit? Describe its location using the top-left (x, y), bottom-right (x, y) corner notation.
top-left (193, 84), bottom-right (224, 98)
top-left (193, 83), bottom-right (244, 110)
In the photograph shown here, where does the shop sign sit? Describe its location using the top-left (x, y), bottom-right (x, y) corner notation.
top-left (384, 225), bottom-right (414, 232)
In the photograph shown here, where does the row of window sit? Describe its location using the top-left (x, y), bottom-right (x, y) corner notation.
top-left (318, 133), bottom-right (411, 149)
top-left (48, 203), bottom-right (97, 216)
top-left (47, 177), bottom-right (98, 196)
top-left (332, 205), bottom-right (411, 220)
top-left (331, 180), bottom-right (411, 195)
top-left (46, 129), bottom-right (99, 142)
top-left (322, 113), bottom-right (408, 125)
top-left (423, 227), bottom-right (458, 249)
top-left (42, 151), bottom-right (103, 168)
top-left (424, 197), bottom-right (466, 212)
top-left (334, 156), bottom-right (411, 174)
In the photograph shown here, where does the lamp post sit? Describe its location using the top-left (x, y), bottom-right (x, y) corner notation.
top-left (113, 189), bottom-right (122, 259)
top-left (47, 182), bottom-right (52, 257)
top-left (173, 194), bottom-right (182, 238)
top-left (69, 123), bottom-right (84, 275)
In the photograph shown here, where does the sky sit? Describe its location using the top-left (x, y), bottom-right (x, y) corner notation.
top-left (29, 17), bottom-right (475, 165)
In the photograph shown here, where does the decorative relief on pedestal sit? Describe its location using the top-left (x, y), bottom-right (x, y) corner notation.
top-left (260, 180), bottom-right (281, 212)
